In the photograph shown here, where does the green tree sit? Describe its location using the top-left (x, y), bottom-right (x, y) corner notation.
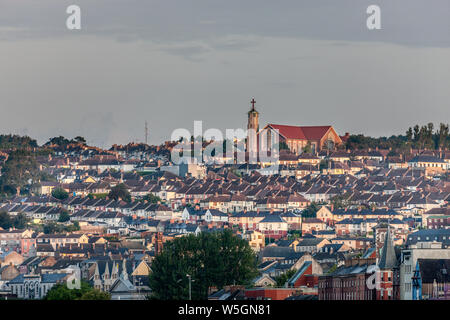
top-left (52, 187), bottom-right (69, 200)
top-left (149, 230), bottom-right (258, 300)
top-left (142, 193), bottom-right (162, 204)
top-left (302, 203), bottom-right (320, 218)
top-left (12, 212), bottom-right (29, 229)
top-left (274, 269), bottom-right (296, 287)
top-left (0, 149), bottom-right (40, 195)
top-left (66, 221), bottom-right (80, 232)
top-left (44, 280), bottom-right (110, 300)
top-left (79, 289), bottom-right (111, 300)
top-left (45, 136), bottom-right (70, 147)
top-left (43, 222), bottom-right (60, 234)
top-left (279, 141), bottom-right (290, 151)
top-left (58, 210), bottom-right (71, 223)
top-left (108, 183), bottom-right (131, 202)
top-left (0, 134), bottom-right (38, 149)
top-left (72, 136), bottom-right (87, 145)
top-left (0, 211), bottom-right (12, 229)
top-left (302, 142), bottom-right (312, 154)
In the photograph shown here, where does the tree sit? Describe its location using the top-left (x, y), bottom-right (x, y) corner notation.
top-left (12, 212), bottom-right (29, 229)
top-left (58, 210), bottom-right (70, 223)
top-left (72, 136), bottom-right (87, 145)
top-left (274, 269), bottom-right (296, 287)
top-left (302, 203), bottom-right (320, 218)
top-left (330, 195), bottom-right (348, 210)
top-left (302, 142), bottom-right (312, 154)
top-left (279, 141), bottom-right (290, 151)
top-left (108, 183), bottom-right (131, 202)
top-left (0, 149), bottom-right (40, 195)
top-left (0, 211), bottom-right (12, 229)
top-left (0, 211), bottom-right (29, 229)
top-left (78, 289), bottom-right (111, 300)
top-left (52, 187), bottom-right (69, 200)
top-left (149, 230), bottom-right (258, 300)
top-left (44, 281), bottom-right (110, 300)
top-left (142, 193), bottom-right (161, 204)
top-left (45, 136), bottom-right (70, 147)
top-left (43, 222), bottom-right (60, 234)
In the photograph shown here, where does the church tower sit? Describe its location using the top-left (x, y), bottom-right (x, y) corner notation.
top-left (247, 98), bottom-right (259, 132)
top-left (247, 98), bottom-right (259, 155)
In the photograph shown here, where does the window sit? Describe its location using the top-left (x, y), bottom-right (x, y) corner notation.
top-left (405, 283), bottom-right (412, 292)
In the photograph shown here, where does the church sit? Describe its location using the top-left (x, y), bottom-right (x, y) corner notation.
top-left (246, 99), bottom-right (343, 155)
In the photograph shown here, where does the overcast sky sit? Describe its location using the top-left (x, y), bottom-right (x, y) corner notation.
top-left (0, 0), bottom-right (449, 148)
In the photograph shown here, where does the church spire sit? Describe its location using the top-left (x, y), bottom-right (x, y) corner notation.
top-left (122, 258), bottom-right (128, 281)
top-left (378, 226), bottom-right (398, 270)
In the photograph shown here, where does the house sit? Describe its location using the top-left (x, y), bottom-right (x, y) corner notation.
top-left (316, 206), bottom-right (334, 225)
top-left (0, 229), bottom-right (34, 251)
top-left (411, 259), bottom-right (450, 300)
top-left (296, 238), bottom-right (330, 254)
top-left (202, 209), bottom-right (229, 223)
top-left (257, 215), bottom-right (288, 240)
top-left (8, 273), bottom-right (69, 299)
top-left (0, 251), bottom-right (24, 267)
top-left (301, 218), bottom-right (327, 234)
top-left (241, 230), bottom-right (265, 252)
top-left (400, 241), bottom-right (450, 300)
top-left (252, 274), bottom-right (277, 287)
top-left (36, 234), bottom-right (89, 249)
top-left (408, 155), bottom-right (447, 176)
top-left (318, 262), bottom-right (377, 300)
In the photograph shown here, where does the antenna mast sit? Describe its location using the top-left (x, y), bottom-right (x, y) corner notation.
top-left (145, 121), bottom-right (148, 145)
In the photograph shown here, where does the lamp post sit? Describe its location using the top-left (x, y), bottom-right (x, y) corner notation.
top-left (187, 274), bottom-right (192, 300)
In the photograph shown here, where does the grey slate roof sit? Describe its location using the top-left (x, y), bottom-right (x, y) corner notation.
top-left (378, 227), bottom-right (398, 270)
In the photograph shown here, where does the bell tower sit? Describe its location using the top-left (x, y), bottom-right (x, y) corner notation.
top-left (247, 98), bottom-right (259, 156)
top-left (247, 98), bottom-right (259, 132)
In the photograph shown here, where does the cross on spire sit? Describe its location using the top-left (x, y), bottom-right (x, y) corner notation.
top-left (250, 98), bottom-right (256, 111)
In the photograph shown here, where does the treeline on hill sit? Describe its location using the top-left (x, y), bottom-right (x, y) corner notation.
top-left (0, 134), bottom-right (38, 150)
top-left (345, 122), bottom-right (449, 152)
top-left (0, 134), bottom-right (90, 197)
top-left (44, 135), bottom-right (87, 147)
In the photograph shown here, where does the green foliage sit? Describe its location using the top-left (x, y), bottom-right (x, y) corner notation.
top-left (142, 193), bottom-right (162, 204)
top-left (108, 183), bottom-right (131, 202)
top-left (0, 149), bottom-right (40, 195)
top-left (0, 211), bottom-right (29, 229)
top-left (43, 221), bottom-right (79, 234)
top-left (319, 159), bottom-right (329, 171)
top-left (87, 193), bottom-right (108, 200)
top-left (44, 281), bottom-right (110, 300)
top-left (52, 187), bottom-right (69, 200)
top-left (330, 195), bottom-right (348, 210)
top-left (288, 230), bottom-right (302, 240)
top-left (58, 210), bottom-right (71, 222)
top-left (149, 229), bottom-right (258, 300)
top-left (301, 203), bottom-right (320, 218)
top-left (302, 142), bottom-right (312, 154)
top-left (45, 136), bottom-right (88, 147)
top-left (345, 122), bottom-right (449, 151)
top-left (279, 141), bottom-right (290, 151)
top-left (0, 134), bottom-right (38, 149)
top-left (274, 269), bottom-right (297, 287)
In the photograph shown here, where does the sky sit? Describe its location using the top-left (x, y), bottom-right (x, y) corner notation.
top-left (0, 0), bottom-right (449, 148)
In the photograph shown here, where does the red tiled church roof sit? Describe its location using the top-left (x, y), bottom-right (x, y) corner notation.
top-left (267, 124), bottom-right (332, 141)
